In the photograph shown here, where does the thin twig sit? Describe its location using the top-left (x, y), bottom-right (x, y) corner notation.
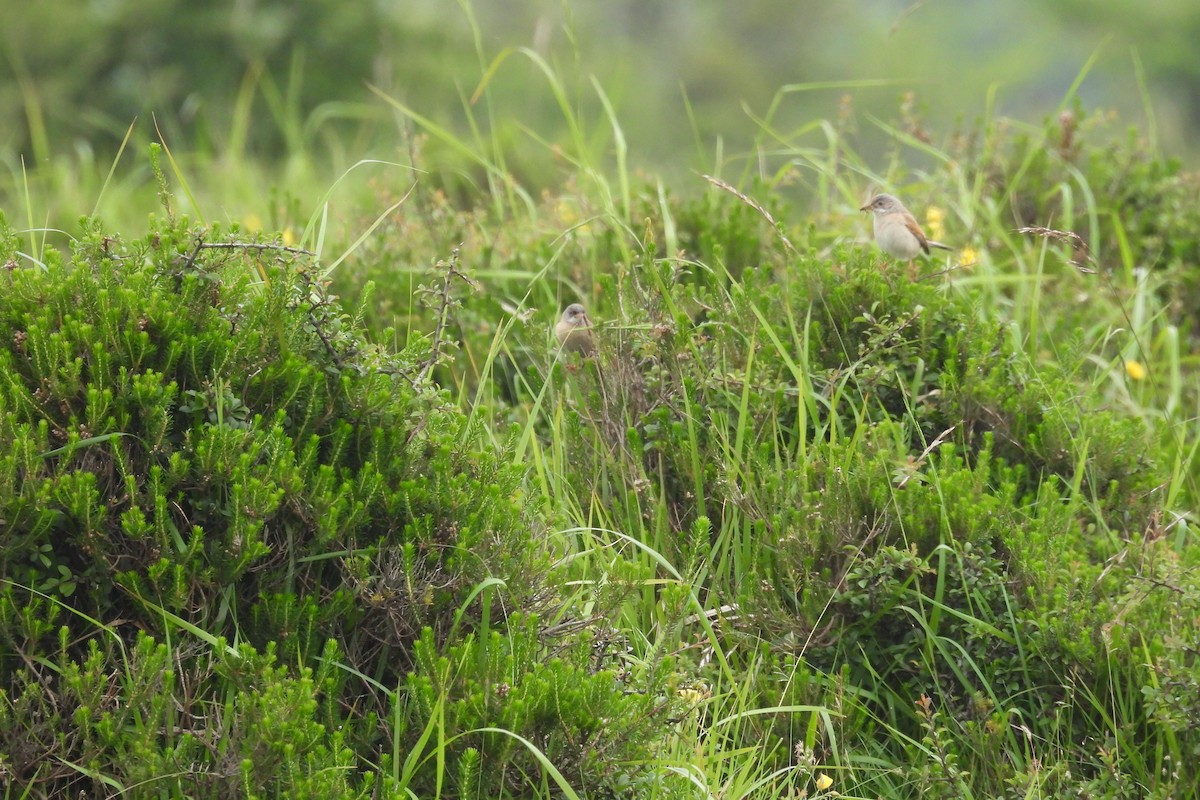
top-left (197, 241), bottom-right (315, 257)
top-left (415, 243), bottom-right (474, 385)
top-left (180, 237), bottom-right (314, 271)
top-left (890, 1), bottom-right (928, 36)
top-left (181, 238), bottom-right (205, 271)
top-left (308, 306), bottom-right (346, 367)
top-left (917, 262), bottom-right (969, 282)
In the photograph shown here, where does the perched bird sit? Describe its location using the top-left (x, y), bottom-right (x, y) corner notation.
top-left (860, 194), bottom-right (952, 260)
top-left (555, 303), bottom-right (597, 357)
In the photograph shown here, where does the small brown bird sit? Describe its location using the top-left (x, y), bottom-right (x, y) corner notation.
top-left (555, 303), bottom-right (597, 357)
top-left (860, 194), bottom-right (952, 260)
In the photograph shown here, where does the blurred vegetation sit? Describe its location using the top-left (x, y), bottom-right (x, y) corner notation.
top-left (3, 2), bottom-right (1200, 798)
top-left (3, 0), bottom-right (1200, 176)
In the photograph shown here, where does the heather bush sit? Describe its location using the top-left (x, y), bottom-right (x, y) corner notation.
top-left (0, 205), bottom-right (672, 796)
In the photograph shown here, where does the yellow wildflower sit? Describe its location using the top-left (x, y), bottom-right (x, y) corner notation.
top-left (242, 213), bottom-right (264, 233)
top-left (556, 198), bottom-right (580, 227)
top-left (925, 206), bottom-right (946, 241)
top-left (958, 246), bottom-right (979, 268)
top-left (677, 682), bottom-right (711, 705)
top-left (815, 773), bottom-right (833, 791)
top-left (1124, 360), bottom-right (1147, 381)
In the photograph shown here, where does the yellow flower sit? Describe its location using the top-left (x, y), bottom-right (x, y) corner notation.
top-left (242, 213), bottom-right (264, 233)
top-left (958, 246), bottom-right (979, 268)
top-left (815, 772), bottom-right (833, 791)
top-left (282, 227), bottom-right (297, 247)
top-left (925, 206), bottom-right (946, 241)
top-left (556, 198), bottom-right (580, 227)
top-left (1124, 360), bottom-right (1147, 381)
top-left (677, 682), bottom-right (711, 705)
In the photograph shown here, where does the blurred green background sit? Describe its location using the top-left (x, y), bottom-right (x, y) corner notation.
top-left (1, 0), bottom-right (1197, 191)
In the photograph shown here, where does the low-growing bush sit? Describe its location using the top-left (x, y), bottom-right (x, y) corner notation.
top-left (0, 206), bottom-right (672, 797)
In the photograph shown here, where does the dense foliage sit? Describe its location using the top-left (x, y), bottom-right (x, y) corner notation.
top-left (2, 80), bottom-right (1200, 798)
top-left (0, 206), bottom-right (671, 797)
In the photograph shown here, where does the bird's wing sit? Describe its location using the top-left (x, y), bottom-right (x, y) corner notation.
top-left (903, 214), bottom-right (931, 255)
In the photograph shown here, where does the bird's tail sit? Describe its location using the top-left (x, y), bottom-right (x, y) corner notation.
top-left (928, 240), bottom-right (953, 251)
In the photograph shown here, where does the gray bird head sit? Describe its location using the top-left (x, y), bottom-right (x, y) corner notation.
top-left (859, 194), bottom-right (903, 215)
top-left (561, 303), bottom-right (590, 325)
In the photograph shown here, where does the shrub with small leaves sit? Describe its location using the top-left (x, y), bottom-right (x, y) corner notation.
top-left (0, 207), bottom-right (660, 795)
top-left (400, 616), bottom-right (675, 797)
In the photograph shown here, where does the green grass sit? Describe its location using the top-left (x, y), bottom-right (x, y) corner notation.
top-left (3, 28), bottom-right (1200, 800)
top-left (353, 53), bottom-right (1200, 799)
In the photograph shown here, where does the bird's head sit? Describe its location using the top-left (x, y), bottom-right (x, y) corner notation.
top-left (859, 194), bottom-right (902, 215)
top-left (561, 303), bottom-right (591, 327)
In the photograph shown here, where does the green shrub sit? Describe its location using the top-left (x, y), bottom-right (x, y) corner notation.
top-left (0, 211), bottom-right (539, 645)
top-left (0, 209), bottom-right (668, 796)
top-left (400, 616), bottom-right (676, 797)
top-left (971, 109), bottom-right (1200, 338)
top-left (0, 616), bottom-right (358, 798)
top-left (520, 186), bottom-right (1178, 795)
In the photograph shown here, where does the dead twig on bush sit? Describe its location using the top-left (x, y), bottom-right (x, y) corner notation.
top-left (196, 241), bottom-right (315, 257)
top-left (415, 243), bottom-right (476, 385)
top-left (179, 236), bottom-right (315, 272)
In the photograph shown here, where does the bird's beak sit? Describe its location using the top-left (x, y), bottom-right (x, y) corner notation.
top-left (858, 203), bottom-right (871, 212)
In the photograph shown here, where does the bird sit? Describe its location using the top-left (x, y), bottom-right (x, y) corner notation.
top-left (859, 193), bottom-right (952, 260)
top-left (555, 303), bottom-right (597, 357)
